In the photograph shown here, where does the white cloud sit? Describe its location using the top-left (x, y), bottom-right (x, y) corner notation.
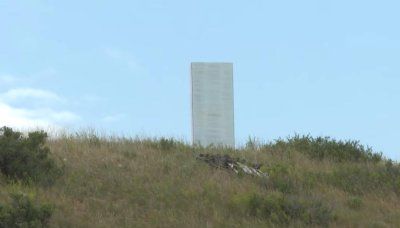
top-left (0, 102), bottom-right (49, 129)
top-left (0, 88), bottom-right (62, 103)
top-left (24, 108), bottom-right (80, 123)
top-left (0, 101), bottom-right (80, 129)
top-left (0, 87), bottom-right (80, 130)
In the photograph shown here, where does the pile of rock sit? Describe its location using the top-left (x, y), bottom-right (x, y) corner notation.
top-left (196, 154), bottom-right (267, 177)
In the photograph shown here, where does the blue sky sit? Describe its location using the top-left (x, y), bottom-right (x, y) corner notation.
top-left (1, 0), bottom-right (399, 160)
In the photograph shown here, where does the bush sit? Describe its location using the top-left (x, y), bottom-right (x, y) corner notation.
top-left (0, 192), bottom-right (53, 228)
top-left (264, 163), bottom-right (296, 193)
top-left (159, 137), bottom-right (175, 151)
top-left (266, 135), bottom-right (382, 163)
top-left (326, 162), bottom-right (400, 195)
top-left (347, 197), bottom-right (363, 210)
top-left (232, 192), bottom-right (336, 225)
top-left (385, 160), bottom-right (400, 195)
top-left (0, 127), bottom-right (61, 184)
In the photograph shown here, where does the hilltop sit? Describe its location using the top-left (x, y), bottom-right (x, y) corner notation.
top-left (1, 129), bottom-right (399, 227)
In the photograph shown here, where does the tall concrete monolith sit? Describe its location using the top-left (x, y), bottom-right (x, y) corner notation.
top-left (191, 62), bottom-right (235, 148)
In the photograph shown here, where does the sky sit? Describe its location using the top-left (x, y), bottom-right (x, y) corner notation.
top-left (1, 0), bottom-right (399, 160)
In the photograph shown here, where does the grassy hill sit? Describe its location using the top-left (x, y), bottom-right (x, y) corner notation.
top-left (1, 129), bottom-right (400, 227)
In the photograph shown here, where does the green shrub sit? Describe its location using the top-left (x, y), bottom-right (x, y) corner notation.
top-left (0, 127), bottom-right (61, 184)
top-left (385, 160), bottom-right (400, 195)
top-left (0, 192), bottom-right (53, 228)
top-left (159, 137), bottom-right (175, 151)
top-left (140, 137), bottom-right (179, 151)
top-left (266, 135), bottom-right (382, 163)
top-left (326, 162), bottom-right (400, 195)
top-left (264, 163), bottom-right (296, 193)
top-left (260, 163), bottom-right (320, 194)
top-left (300, 172), bottom-right (319, 190)
top-left (347, 196), bottom-right (363, 210)
top-left (232, 192), bottom-right (335, 225)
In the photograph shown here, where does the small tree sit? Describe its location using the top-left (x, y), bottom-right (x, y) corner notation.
top-left (0, 127), bottom-right (61, 184)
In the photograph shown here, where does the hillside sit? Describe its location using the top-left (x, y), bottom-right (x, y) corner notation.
top-left (1, 130), bottom-right (400, 227)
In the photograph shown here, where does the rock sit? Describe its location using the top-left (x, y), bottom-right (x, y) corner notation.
top-left (196, 154), bottom-right (267, 177)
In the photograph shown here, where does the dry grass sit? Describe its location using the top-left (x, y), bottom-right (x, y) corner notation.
top-left (1, 133), bottom-right (399, 227)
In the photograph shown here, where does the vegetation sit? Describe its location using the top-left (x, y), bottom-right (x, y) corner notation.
top-left (0, 127), bottom-right (62, 185)
top-left (264, 135), bottom-right (383, 162)
top-left (0, 192), bottom-right (53, 228)
top-left (0, 127), bottom-right (399, 227)
top-left (0, 127), bottom-right (59, 227)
